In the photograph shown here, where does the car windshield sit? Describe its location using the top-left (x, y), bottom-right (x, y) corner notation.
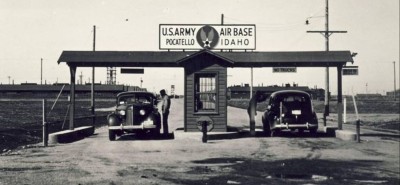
top-left (118, 94), bottom-right (152, 105)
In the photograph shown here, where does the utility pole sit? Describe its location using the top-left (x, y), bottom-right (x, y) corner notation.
top-left (79, 71), bottom-right (83, 85)
top-left (41, 58), bottom-right (43, 85)
top-left (393, 61), bottom-right (396, 100)
top-left (250, 67), bottom-right (253, 98)
top-left (307, 0), bottom-right (347, 126)
top-left (8, 76), bottom-right (11, 84)
top-left (221, 14), bottom-right (224, 52)
top-left (91, 25), bottom-right (96, 126)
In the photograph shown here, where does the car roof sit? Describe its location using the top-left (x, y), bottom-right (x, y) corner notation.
top-left (117, 91), bottom-right (156, 97)
top-left (270, 90), bottom-right (311, 98)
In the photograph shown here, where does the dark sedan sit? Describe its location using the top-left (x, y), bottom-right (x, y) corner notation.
top-left (107, 91), bottom-right (161, 141)
top-left (262, 90), bottom-right (318, 136)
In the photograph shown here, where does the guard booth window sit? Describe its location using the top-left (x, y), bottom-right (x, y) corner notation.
top-left (194, 73), bottom-right (217, 113)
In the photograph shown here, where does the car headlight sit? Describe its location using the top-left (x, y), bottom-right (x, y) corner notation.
top-left (140, 109), bottom-right (146, 115)
top-left (118, 110), bottom-right (126, 116)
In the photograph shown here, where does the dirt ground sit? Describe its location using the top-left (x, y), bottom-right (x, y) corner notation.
top-left (0, 99), bottom-right (113, 153)
top-left (1, 98), bottom-right (398, 153)
top-left (0, 99), bottom-right (399, 184)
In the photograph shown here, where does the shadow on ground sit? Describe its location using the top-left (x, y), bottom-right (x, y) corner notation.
top-left (116, 133), bottom-right (175, 141)
top-left (361, 133), bottom-right (400, 138)
top-left (161, 157), bottom-right (398, 185)
top-left (203, 126), bottom-right (336, 141)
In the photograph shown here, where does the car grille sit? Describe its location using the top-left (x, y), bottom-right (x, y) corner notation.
top-left (126, 106), bottom-right (152, 126)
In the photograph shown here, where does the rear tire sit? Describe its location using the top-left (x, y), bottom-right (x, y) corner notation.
top-left (109, 130), bottom-right (116, 141)
top-left (309, 128), bottom-right (318, 137)
top-left (270, 129), bottom-right (280, 137)
top-left (262, 119), bottom-right (271, 137)
top-left (150, 128), bottom-right (161, 138)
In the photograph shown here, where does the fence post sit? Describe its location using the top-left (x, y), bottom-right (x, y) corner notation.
top-left (356, 119), bottom-right (361, 143)
top-left (352, 94), bottom-right (361, 143)
top-left (202, 121), bottom-right (208, 143)
top-left (43, 99), bottom-right (48, 147)
top-left (343, 97), bottom-right (347, 124)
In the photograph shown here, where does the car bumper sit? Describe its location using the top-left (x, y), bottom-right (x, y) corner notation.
top-left (273, 122), bottom-right (318, 130)
top-left (108, 121), bottom-right (157, 130)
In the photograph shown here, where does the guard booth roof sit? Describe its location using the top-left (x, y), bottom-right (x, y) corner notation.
top-left (57, 50), bottom-right (354, 67)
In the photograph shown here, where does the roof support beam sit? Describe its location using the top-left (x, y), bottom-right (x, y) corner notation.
top-left (337, 65), bottom-right (343, 130)
top-left (69, 65), bottom-right (76, 130)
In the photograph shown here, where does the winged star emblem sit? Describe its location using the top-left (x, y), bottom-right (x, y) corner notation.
top-left (200, 28), bottom-right (215, 48)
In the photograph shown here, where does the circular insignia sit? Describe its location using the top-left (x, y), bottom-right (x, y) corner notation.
top-left (196, 116), bottom-right (214, 132)
top-left (196, 25), bottom-right (219, 49)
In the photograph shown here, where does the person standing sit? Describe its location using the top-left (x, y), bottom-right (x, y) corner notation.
top-left (160, 89), bottom-right (171, 136)
top-left (247, 91), bottom-right (264, 136)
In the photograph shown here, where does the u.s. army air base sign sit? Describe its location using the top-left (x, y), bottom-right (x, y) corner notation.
top-left (159, 24), bottom-right (256, 50)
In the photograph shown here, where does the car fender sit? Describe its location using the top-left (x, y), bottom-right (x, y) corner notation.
top-left (107, 113), bottom-right (121, 126)
top-left (151, 112), bottom-right (162, 128)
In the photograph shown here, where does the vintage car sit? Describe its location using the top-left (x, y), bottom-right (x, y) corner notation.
top-left (262, 90), bottom-right (318, 136)
top-left (107, 91), bottom-right (161, 141)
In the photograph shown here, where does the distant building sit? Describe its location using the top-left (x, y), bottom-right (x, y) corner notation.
top-left (386, 89), bottom-right (400, 99)
top-left (355, 93), bottom-right (384, 100)
top-left (0, 83), bottom-right (146, 99)
top-left (227, 83), bottom-right (325, 100)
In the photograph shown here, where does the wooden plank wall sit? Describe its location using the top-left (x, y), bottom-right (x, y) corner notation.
top-left (184, 61), bottom-right (227, 132)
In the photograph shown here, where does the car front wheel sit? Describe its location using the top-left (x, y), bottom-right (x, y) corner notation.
top-left (150, 128), bottom-right (160, 138)
top-left (109, 130), bottom-right (116, 141)
top-left (262, 121), bottom-right (271, 137)
top-left (270, 129), bottom-right (281, 137)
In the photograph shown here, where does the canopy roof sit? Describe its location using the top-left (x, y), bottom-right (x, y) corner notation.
top-left (57, 49), bottom-right (354, 68)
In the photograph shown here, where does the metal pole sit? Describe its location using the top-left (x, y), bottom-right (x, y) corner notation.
top-left (250, 67), bottom-right (253, 99)
top-left (221, 14), bottom-right (224, 52)
top-left (394, 61), bottom-right (396, 100)
top-left (356, 119), bottom-right (360, 142)
top-left (50, 84), bottom-right (66, 113)
top-left (343, 97), bottom-right (346, 123)
top-left (323, 0), bottom-right (330, 126)
top-left (42, 99), bottom-right (48, 147)
top-left (91, 25), bottom-right (96, 127)
top-left (352, 94), bottom-right (360, 142)
top-left (41, 58), bottom-right (43, 85)
top-left (337, 65), bottom-right (343, 130)
top-left (202, 121), bottom-right (208, 143)
top-left (69, 66), bottom-right (76, 130)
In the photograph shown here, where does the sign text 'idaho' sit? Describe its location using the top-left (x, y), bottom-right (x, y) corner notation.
top-left (159, 24), bottom-right (256, 50)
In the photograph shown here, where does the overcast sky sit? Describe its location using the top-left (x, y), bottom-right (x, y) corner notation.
top-left (0, 0), bottom-right (399, 95)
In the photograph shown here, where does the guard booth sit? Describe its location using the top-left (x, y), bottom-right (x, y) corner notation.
top-left (178, 50), bottom-right (232, 132)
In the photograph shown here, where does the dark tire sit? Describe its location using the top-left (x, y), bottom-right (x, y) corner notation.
top-left (270, 129), bottom-right (280, 137)
top-left (150, 128), bottom-right (161, 138)
top-left (263, 123), bottom-right (271, 137)
top-left (309, 128), bottom-right (318, 137)
top-left (109, 130), bottom-right (116, 141)
top-left (262, 116), bottom-right (271, 137)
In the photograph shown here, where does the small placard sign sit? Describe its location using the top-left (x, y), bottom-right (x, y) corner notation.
top-left (272, 67), bottom-right (297, 73)
top-left (343, 66), bottom-right (358, 75)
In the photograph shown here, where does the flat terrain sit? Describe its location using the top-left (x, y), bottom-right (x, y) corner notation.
top-left (0, 99), bottom-right (399, 184)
